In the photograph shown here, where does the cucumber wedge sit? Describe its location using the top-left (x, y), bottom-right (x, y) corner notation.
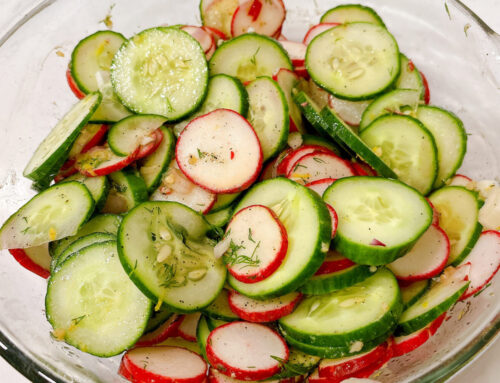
top-left (323, 177), bottom-right (433, 265)
top-left (227, 178), bottom-right (332, 299)
top-left (396, 266), bottom-right (470, 335)
top-left (416, 106), bottom-right (467, 188)
top-left (246, 76), bottom-right (289, 160)
top-left (23, 93), bottom-right (102, 184)
top-left (46, 241), bottom-right (151, 357)
top-left (428, 186), bottom-right (482, 265)
top-left (139, 126), bottom-right (176, 193)
top-left (118, 201), bottom-right (226, 312)
top-left (300, 264), bottom-right (377, 295)
top-left (111, 27), bottom-right (208, 121)
top-left (0, 182), bottom-right (94, 249)
top-left (280, 268), bottom-right (402, 347)
top-left (359, 114), bottom-right (438, 195)
top-left (61, 173), bottom-right (109, 210)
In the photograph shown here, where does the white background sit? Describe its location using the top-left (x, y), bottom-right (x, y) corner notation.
top-left (1, 0), bottom-right (499, 381)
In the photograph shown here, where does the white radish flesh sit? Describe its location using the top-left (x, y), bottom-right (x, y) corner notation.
top-left (303, 23), bottom-right (339, 45)
top-left (231, 0), bottom-right (286, 37)
top-left (305, 178), bottom-right (336, 197)
top-left (178, 312), bottom-right (202, 342)
top-left (278, 145), bottom-right (331, 176)
top-left (182, 26), bottom-right (215, 53)
top-left (287, 152), bottom-right (355, 185)
top-left (279, 41), bottom-right (306, 66)
top-left (479, 187), bottom-right (500, 230)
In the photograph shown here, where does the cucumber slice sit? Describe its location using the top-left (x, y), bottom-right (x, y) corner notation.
top-left (396, 266), bottom-right (469, 335)
top-left (428, 186), bottom-right (482, 265)
top-left (294, 91), bottom-right (397, 178)
top-left (227, 178), bottom-right (331, 299)
top-left (55, 232), bottom-right (116, 270)
top-left (174, 74), bottom-right (249, 137)
top-left (108, 114), bottom-right (167, 157)
top-left (145, 307), bottom-right (174, 333)
top-left (46, 241), bottom-right (151, 357)
top-left (395, 54), bottom-right (424, 100)
top-left (23, 93), bottom-right (102, 183)
top-left (323, 177), bottom-right (433, 265)
top-left (206, 317), bottom-right (229, 331)
top-left (139, 126), bottom-right (176, 193)
top-left (211, 192), bottom-right (241, 213)
top-left (275, 68), bottom-right (305, 134)
top-left (246, 76), bottom-right (289, 160)
top-left (0, 182), bottom-right (94, 249)
top-left (111, 27), bottom-right (208, 120)
top-left (203, 289), bottom-right (240, 322)
top-left (200, 0), bottom-right (238, 37)
top-left (196, 315), bottom-right (211, 361)
top-left (416, 106), bottom-right (467, 188)
top-left (205, 205), bottom-right (233, 227)
top-left (359, 115), bottom-right (438, 195)
top-left (49, 213), bottom-right (122, 261)
top-left (306, 23), bottom-right (399, 100)
top-left (400, 280), bottom-right (430, 309)
top-left (359, 89), bottom-right (421, 132)
top-left (118, 201), bottom-right (226, 312)
top-left (271, 348), bottom-right (321, 379)
top-left (71, 31), bottom-right (126, 94)
top-left (102, 171), bottom-right (148, 214)
top-left (299, 264), bottom-right (377, 295)
top-left (61, 173), bottom-right (109, 210)
top-left (320, 4), bottom-right (385, 26)
top-left (280, 269), bottom-right (401, 347)
top-left (209, 33), bottom-right (292, 83)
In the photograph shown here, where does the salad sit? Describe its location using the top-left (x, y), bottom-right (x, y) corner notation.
top-left (1, 1), bottom-right (499, 382)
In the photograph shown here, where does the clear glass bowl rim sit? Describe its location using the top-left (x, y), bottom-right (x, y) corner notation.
top-left (0, 0), bottom-right (498, 382)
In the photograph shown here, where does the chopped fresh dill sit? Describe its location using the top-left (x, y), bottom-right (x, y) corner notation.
top-left (223, 240), bottom-right (260, 269)
top-left (312, 157), bottom-right (326, 164)
top-left (250, 47), bottom-right (261, 65)
top-left (71, 315), bottom-right (86, 326)
top-left (444, 2), bottom-right (451, 20)
top-left (294, 163), bottom-right (307, 171)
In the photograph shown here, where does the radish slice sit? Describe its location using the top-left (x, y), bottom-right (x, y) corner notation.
top-left (223, 205), bottom-right (288, 283)
top-left (420, 71), bottom-right (431, 104)
top-left (426, 199), bottom-right (440, 225)
top-left (176, 109), bottom-right (263, 193)
top-left (294, 66), bottom-right (309, 79)
top-left (277, 145), bottom-right (331, 176)
top-left (305, 178), bottom-right (336, 197)
top-left (273, 148), bottom-right (294, 177)
top-left (387, 225), bottom-right (450, 282)
top-left (136, 128), bottom-right (164, 160)
top-left (151, 161), bottom-right (217, 214)
top-left (206, 43), bottom-right (217, 60)
top-left (392, 327), bottom-right (430, 357)
top-left (287, 152), bottom-right (356, 185)
top-left (279, 41), bottom-right (306, 66)
top-left (202, 25), bottom-right (229, 42)
top-left (203, 0), bottom-right (240, 38)
top-left (123, 346), bottom-right (208, 383)
top-left (53, 162), bottom-right (78, 183)
top-left (208, 368), bottom-right (290, 383)
top-left (326, 204), bottom-right (338, 239)
top-left (458, 230), bottom-right (500, 299)
top-left (318, 342), bottom-right (389, 379)
top-left (69, 124), bottom-right (108, 159)
top-left (315, 250), bottom-right (355, 276)
top-left (260, 157), bottom-right (279, 181)
top-left (75, 145), bottom-right (138, 177)
top-left (118, 359), bottom-right (134, 381)
top-left (228, 290), bottom-right (302, 322)
top-left (182, 25), bottom-right (215, 54)
top-left (231, 0), bottom-right (286, 37)
top-left (135, 314), bottom-right (182, 347)
top-left (349, 345), bottom-right (392, 379)
top-left (428, 312), bottom-right (447, 336)
top-left (66, 68), bottom-right (85, 99)
top-left (178, 312), bottom-right (202, 342)
top-left (447, 174), bottom-right (474, 189)
top-left (8, 243), bottom-right (51, 279)
top-left (206, 322), bottom-right (289, 381)
top-left (351, 161), bottom-right (377, 177)
top-left (303, 23), bottom-right (340, 45)
top-left (328, 94), bottom-right (371, 127)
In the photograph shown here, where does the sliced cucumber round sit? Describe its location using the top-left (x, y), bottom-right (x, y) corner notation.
top-left (23, 93), bottom-right (102, 184)
top-left (400, 279), bottom-right (430, 309)
top-left (46, 241), bottom-right (151, 357)
top-left (395, 54), bottom-right (424, 100)
top-left (416, 106), bottom-right (467, 189)
top-left (145, 307), bottom-right (174, 334)
top-left (61, 173), bottom-right (109, 210)
top-left (196, 315), bottom-right (211, 361)
top-left (428, 186), bottom-right (482, 265)
top-left (359, 114), bottom-right (438, 195)
top-left (228, 178), bottom-right (331, 299)
top-left (323, 177), bottom-right (433, 265)
top-left (203, 289), bottom-right (240, 322)
top-left (271, 347), bottom-right (320, 379)
top-left (246, 76), bottom-right (289, 160)
top-left (118, 201), bottom-right (226, 312)
top-left (205, 205), bottom-right (233, 228)
top-left (101, 170), bottom-right (148, 214)
top-left (71, 30), bottom-right (126, 94)
top-left (111, 27), bottom-right (208, 120)
top-left (210, 192), bottom-right (241, 213)
top-left (139, 126), bottom-right (176, 193)
top-left (299, 264), bottom-right (377, 295)
top-left (279, 268), bottom-right (402, 348)
top-left (359, 89), bottom-right (421, 132)
top-left (108, 114), bottom-right (167, 157)
top-left (0, 182), bottom-right (94, 250)
top-left (306, 23), bottom-right (399, 100)
top-left (209, 33), bottom-right (292, 83)
top-left (320, 4), bottom-right (385, 26)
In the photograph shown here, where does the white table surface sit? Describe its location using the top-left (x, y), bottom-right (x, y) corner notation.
top-left (1, 0), bottom-right (499, 381)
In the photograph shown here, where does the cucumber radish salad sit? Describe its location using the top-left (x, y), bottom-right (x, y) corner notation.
top-left (2, 1), bottom-right (500, 382)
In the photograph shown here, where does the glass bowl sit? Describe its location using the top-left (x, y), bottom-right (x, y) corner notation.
top-left (0, 0), bottom-right (499, 382)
